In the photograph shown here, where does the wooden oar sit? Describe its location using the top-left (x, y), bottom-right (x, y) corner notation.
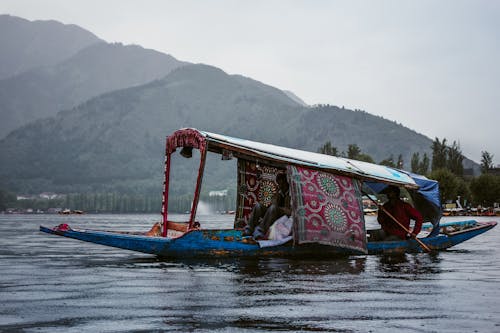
top-left (362, 190), bottom-right (431, 253)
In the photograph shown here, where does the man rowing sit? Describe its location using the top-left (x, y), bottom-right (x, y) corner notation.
top-left (375, 185), bottom-right (423, 241)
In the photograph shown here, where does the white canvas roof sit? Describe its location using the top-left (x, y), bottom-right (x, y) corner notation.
top-left (202, 130), bottom-right (418, 188)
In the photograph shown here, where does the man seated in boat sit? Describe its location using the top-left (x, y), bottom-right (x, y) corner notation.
top-left (243, 173), bottom-right (291, 239)
top-left (373, 185), bottom-right (423, 241)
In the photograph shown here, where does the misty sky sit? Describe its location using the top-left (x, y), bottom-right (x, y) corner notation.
top-left (1, 0), bottom-right (499, 164)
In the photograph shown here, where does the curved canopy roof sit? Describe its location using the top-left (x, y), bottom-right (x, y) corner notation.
top-left (167, 128), bottom-right (418, 188)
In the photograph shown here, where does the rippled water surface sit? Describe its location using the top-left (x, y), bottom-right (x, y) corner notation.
top-left (1, 214), bottom-right (500, 332)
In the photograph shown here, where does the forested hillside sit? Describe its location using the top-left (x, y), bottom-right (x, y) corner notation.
top-left (0, 41), bottom-right (188, 138)
top-left (0, 15), bottom-right (483, 213)
top-left (0, 64), bottom-right (437, 198)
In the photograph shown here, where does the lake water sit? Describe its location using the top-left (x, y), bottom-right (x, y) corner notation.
top-left (1, 214), bottom-right (500, 332)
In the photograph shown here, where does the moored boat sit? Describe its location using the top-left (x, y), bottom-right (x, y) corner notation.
top-left (40, 128), bottom-right (496, 257)
top-left (40, 219), bottom-right (496, 257)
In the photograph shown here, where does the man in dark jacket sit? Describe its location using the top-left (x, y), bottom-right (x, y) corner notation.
top-left (377, 185), bottom-right (423, 240)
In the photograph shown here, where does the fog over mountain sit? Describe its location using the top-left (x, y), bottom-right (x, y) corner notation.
top-left (0, 14), bottom-right (101, 80)
top-left (0, 41), bottom-right (188, 138)
top-left (0, 15), bottom-right (478, 196)
top-left (0, 63), bottom-right (440, 195)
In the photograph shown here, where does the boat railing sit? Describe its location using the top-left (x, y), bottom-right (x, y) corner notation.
top-left (165, 221), bottom-right (202, 238)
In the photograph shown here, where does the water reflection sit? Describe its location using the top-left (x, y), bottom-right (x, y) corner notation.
top-left (376, 252), bottom-right (442, 276)
top-left (151, 256), bottom-right (371, 332)
top-left (1, 215), bottom-right (499, 332)
top-left (50, 248), bottom-right (447, 279)
top-left (155, 256), bottom-right (367, 277)
top-left (51, 250), bottom-right (370, 278)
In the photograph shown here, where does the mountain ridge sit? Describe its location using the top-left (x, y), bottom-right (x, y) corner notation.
top-left (0, 63), bottom-right (442, 195)
top-left (0, 40), bottom-right (189, 138)
top-left (0, 14), bottom-right (479, 197)
top-left (0, 14), bottom-right (101, 79)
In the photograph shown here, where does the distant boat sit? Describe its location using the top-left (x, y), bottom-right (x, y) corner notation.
top-left (41, 128), bottom-right (496, 257)
top-left (58, 209), bottom-right (84, 215)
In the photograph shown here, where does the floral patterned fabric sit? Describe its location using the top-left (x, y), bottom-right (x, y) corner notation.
top-left (236, 159), bottom-right (282, 223)
top-left (288, 165), bottom-right (367, 253)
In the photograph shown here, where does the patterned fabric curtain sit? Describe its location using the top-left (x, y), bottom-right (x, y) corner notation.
top-left (288, 165), bottom-right (367, 253)
top-left (236, 159), bottom-right (283, 223)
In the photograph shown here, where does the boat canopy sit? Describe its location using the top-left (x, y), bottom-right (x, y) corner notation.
top-left (162, 128), bottom-right (437, 247)
top-left (167, 128), bottom-right (419, 187)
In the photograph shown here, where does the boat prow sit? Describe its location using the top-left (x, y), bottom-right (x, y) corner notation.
top-left (367, 220), bottom-right (497, 254)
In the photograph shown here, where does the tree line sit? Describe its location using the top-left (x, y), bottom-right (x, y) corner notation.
top-left (2, 192), bottom-right (163, 213)
top-left (0, 187), bottom-right (238, 214)
top-left (1, 138), bottom-right (498, 213)
top-left (317, 138), bottom-right (500, 207)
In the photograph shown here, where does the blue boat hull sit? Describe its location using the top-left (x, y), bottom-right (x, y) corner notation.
top-left (367, 221), bottom-right (496, 254)
top-left (39, 220), bottom-right (496, 258)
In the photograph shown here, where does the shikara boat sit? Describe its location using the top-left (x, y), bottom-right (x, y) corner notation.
top-left (40, 128), bottom-right (496, 257)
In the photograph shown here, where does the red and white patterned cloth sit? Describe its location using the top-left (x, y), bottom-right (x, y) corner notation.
top-left (288, 166), bottom-right (367, 253)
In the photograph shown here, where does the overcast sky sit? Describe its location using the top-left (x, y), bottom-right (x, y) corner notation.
top-left (1, 0), bottom-right (499, 164)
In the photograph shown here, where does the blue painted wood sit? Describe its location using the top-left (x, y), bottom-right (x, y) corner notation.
top-left (39, 220), bottom-right (497, 258)
top-left (367, 222), bottom-right (496, 254)
top-left (422, 220), bottom-right (477, 230)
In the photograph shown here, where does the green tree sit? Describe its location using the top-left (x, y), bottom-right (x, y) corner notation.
top-left (0, 189), bottom-right (17, 211)
top-left (397, 154), bottom-right (404, 169)
top-left (428, 168), bottom-right (460, 204)
top-left (411, 152), bottom-right (430, 175)
top-left (447, 141), bottom-right (464, 177)
top-left (431, 137), bottom-right (448, 171)
top-left (470, 174), bottom-right (500, 206)
top-left (357, 154), bottom-right (375, 163)
top-left (431, 138), bottom-right (464, 177)
top-left (480, 151), bottom-right (494, 174)
top-left (345, 144), bottom-right (374, 163)
top-left (380, 155), bottom-right (396, 167)
top-left (317, 141), bottom-right (338, 156)
top-left (347, 144), bottom-right (362, 159)
top-left (411, 153), bottom-right (420, 173)
top-left (456, 178), bottom-right (471, 206)
top-left (421, 153), bottom-right (430, 175)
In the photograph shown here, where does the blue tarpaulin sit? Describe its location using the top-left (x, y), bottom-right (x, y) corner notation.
top-left (365, 169), bottom-right (442, 237)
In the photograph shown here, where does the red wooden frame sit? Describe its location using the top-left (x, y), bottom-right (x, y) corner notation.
top-left (162, 129), bottom-right (207, 237)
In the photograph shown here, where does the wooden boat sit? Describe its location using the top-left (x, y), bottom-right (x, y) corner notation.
top-left (40, 128), bottom-right (497, 257)
top-left (40, 219), bottom-right (496, 257)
